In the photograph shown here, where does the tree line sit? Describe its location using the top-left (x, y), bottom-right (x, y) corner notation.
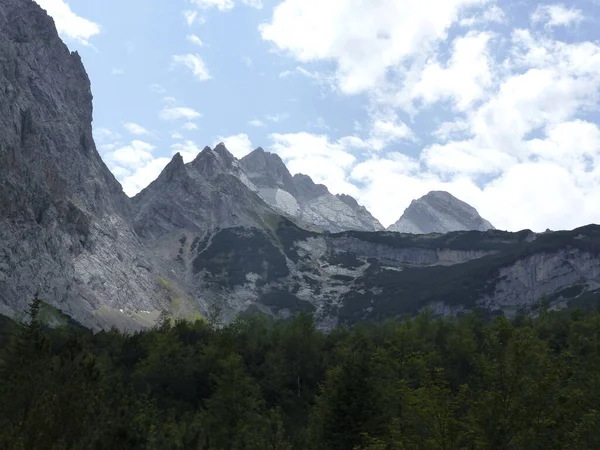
top-left (1, 296), bottom-right (599, 449)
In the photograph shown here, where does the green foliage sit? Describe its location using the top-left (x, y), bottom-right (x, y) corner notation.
top-left (2, 295), bottom-right (600, 448)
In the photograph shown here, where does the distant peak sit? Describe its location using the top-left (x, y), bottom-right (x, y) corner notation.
top-left (388, 190), bottom-right (494, 234)
top-left (213, 142), bottom-right (234, 161)
top-left (424, 190), bottom-right (456, 200)
top-left (171, 152), bottom-right (184, 165)
top-left (336, 193), bottom-right (360, 209)
top-left (293, 173), bottom-right (329, 200)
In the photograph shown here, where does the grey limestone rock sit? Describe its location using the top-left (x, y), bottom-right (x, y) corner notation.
top-left (239, 149), bottom-right (384, 233)
top-left (388, 191), bottom-right (494, 234)
top-left (0, 0), bottom-right (172, 330)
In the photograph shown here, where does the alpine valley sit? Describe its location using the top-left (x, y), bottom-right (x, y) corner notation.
top-left (1, 0), bottom-right (599, 331)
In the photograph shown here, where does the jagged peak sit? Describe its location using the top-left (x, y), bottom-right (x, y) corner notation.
top-left (242, 147), bottom-right (286, 167)
top-left (293, 173), bottom-right (329, 200)
top-left (336, 193), bottom-right (360, 209)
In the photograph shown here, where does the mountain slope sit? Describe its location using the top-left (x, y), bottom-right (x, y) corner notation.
top-left (240, 148), bottom-right (384, 232)
top-left (132, 145), bottom-right (282, 239)
top-left (388, 191), bottom-right (494, 234)
top-left (0, 0), bottom-right (172, 330)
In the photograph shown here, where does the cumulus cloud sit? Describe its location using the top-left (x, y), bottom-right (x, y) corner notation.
top-left (172, 54), bottom-right (211, 81)
top-left (123, 122), bottom-right (150, 136)
top-left (261, 0), bottom-right (486, 94)
top-left (171, 140), bottom-right (204, 162)
top-left (214, 134), bottom-right (254, 158)
top-left (187, 34), bottom-right (204, 47)
top-left (101, 140), bottom-right (171, 196)
top-left (183, 10), bottom-right (199, 26)
top-left (34, 0), bottom-right (100, 45)
top-left (248, 119), bottom-right (266, 127)
top-left (191, 0), bottom-right (234, 11)
top-left (182, 122), bottom-right (198, 130)
top-left (531, 4), bottom-right (584, 29)
top-left (241, 0), bottom-right (263, 9)
top-left (257, 0), bottom-right (600, 231)
top-left (268, 132), bottom-right (364, 195)
top-left (460, 5), bottom-right (506, 27)
top-left (159, 106), bottom-right (202, 121)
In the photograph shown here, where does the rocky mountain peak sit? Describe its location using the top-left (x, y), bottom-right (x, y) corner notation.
top-left (292, 174), bottom-right (330, 201)
top-left (190, 143), bottom-right (236, 178)
top-left (240, 148), bottom-right (296, 194)
top-left (213, 142), bottom-right (235, 164)
top-left (388, 190), bottom-right (494, 234)
top-left (336, 193), bottom-right (360, 209)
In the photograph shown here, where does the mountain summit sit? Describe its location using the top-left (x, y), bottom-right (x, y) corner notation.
top-left (387, 191), bottom-right (494, 234)
top-left (240, 148), bottom-right (384, 232)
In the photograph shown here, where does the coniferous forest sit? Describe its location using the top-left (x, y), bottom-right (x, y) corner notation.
top-left (1, 297), bottom-right (600, 449)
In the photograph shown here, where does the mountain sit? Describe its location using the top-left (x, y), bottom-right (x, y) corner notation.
top-left (0, 0), bottom-right (172, 330)
top-left (132, 145), bottom-right (281, 239)
top-left (388, 191), bottom-right (494, 234)
top-left (240, 148), bottom-right (384, 232)
top-left (1, 0), bottom-right (599, 332)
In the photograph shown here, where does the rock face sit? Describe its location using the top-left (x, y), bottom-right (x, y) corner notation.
top-left (240, 149), bottom-right (384, 232)
top-left (1, 0), bottom-right (600, 332)
top-left (0, 0), bottom-right (171, 330)
top-left (388, 191), bottom-right (494, 234)
top-left (132, 145), bottom-right (281, 239)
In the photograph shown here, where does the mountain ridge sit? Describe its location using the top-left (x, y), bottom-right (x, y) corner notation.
top-left (1, 0), bottom-right (599, 333)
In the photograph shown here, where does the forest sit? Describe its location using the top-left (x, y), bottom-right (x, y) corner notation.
top-left (1, 297), bottom-right (599, 449)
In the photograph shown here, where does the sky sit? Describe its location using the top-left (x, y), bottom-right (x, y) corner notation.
top-left (34, 0), bottom-right (600, 232)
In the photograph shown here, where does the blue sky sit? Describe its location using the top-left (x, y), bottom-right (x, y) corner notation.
top-left (35, 0), bottom-right (600, 232)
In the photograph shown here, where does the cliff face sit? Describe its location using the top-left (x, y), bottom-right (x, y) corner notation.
top-left (0, 0), bottom-right (171, 330)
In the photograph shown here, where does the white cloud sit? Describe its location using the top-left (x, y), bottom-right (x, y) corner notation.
top-left (182, 122), bottom-right (198, 130)
top-left (119, 158), bottom-right (172, 197)
top-left (531, 4), bottom-right (584, 29)
top-left (123, 122), bottom-right (150, 136)
top-left (248, 119), bottom-right (266, 127)
top-left (34, 0), bottom-right (100, 45)
top-left (214, 133), bottom-right (255, 158)
top-left (258, 0), bottom-right (600, 231)
top-left (242, 56), bottom-right (253, 67)
top-left (104, 140), bottom-right (156, 168)
top-left (183, 10), bottom-right (198, 26)
top-left (187, 34), bottom-right (204, 47)
top-left (93, 127), bottom-right (121, 143)
top-left (172, 54), bottom-right (211, 81)
top-left (171, 140), bottom-right (204, 162)
top-left (268, 132), bottom-right (363, 195)
top-left (241, 0), bottom-right (263, 9)
top-left (261, 0), bottom-right (487, 94)
top-left (171, 131), bottom-right (184, 140)
top-left (460, 5), bottom-right (505, 27)
top-left (159, 106), bottom-right (202, 121)
top-left (367, 109), bottom-right (414, 150)
top-left (111, 68), bottom-right (124, 75)
top-left (402, 31), bottom-right (495, 111)
top-left (191, 0), bottom-right (235, 11)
